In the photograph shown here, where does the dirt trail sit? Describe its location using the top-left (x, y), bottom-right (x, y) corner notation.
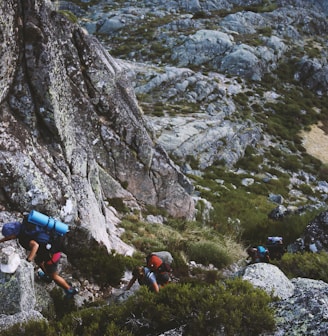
top-left (301, 123), bottom-right (328, 164)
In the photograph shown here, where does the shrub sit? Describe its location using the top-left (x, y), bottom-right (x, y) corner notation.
top-left (69, 239), bottom-right (126, 287)
top-left (187, 240), bottom-right (233, 268)
top-left (120, 219), bottom-right (185, 254)
top-left (0, 320), bottom-right (56, 336)
top-left (279, 154), bottom-right (302, 171)
top-left (192, 11), bottom-right (211, 19)
top-left (50, 287), bottom-right (78, 320)
top-left (58, 10), bottom-right (78, 23)
top-left (318, 164), bottom-right (328, 181)
top-left (108, 197), bottom-right (129, 213)
top-left (272, 252), bottom-right (328, 282)
top-left (117, 279), bottom-right (275, 335)
top-left (257, 26), bottom-right (272, 36)
top-left (1, 279), bottom-right (276, 335)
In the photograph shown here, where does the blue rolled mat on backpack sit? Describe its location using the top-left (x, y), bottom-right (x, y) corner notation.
top-left (28, 210), bottom-right (69, 235)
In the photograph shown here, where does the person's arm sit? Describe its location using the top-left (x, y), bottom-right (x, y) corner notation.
top-left (151, 281), bottom-right (159, 293)
top-left (148, 272), bottom-right (160, 293)
top-left (126, 276), bottom-right (137, 290)
top-left (0, 235), bottom-right (17, 243)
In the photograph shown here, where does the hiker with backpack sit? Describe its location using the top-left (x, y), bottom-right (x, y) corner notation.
top-left (126, 265), bottom-right (160, 293)
top-left (126, 251), bottom-right (174, 293)
top-left (146, 251), bottom-right (173, 286)
top-left (246, 245), bottom-right (270, 264)
top-left (265, 236), bottom-right (285, 260)
top-left (1, 213), bottom-right (78, 298)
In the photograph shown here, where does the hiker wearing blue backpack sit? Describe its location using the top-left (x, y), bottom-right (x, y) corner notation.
top-left (0, 217), bottom-right (42, 263)
top-left (1, 215), bottom-right (78, 298)
top-left (247, 246), bottom-right (270, 264)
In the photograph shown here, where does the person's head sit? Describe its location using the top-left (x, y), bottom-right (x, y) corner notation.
top-left (132, 266), bottom-right (144, 279)
top-left (247, 247), bottom-right (257, 257)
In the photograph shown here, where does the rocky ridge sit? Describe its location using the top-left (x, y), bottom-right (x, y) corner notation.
top-left (69, 0), bottom-right (328, 214)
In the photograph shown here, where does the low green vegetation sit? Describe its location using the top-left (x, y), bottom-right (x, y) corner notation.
top-left (2, 279), bottom-right (275, 336)
top-left (119, 215), bottom-right (246, 275)
top-left (187, 240), bottom-right (233, 268)
top-left (101, 13), bottom-right (176, 62)
top-left (66, 229), bottom-right (128, 287)
top-left (272, 252), bottom-right (328, 282)
top-left (57, 10), bottom-right (78, 23)
top-left (186, 163), bottom-right (323, 246)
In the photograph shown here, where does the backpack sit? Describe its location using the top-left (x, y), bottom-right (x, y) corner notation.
top-left (3, 219), bottom-right (63, 253)
top-left (2, 222), bottom-right (21, 237)
top-left (146, 251), bottom-right (173, 273)
top-left (257, 246), bottom-right (270, 262)
top-left (20, 221), bottom-right (51, 243)
top-left (267, 236), bottom-right (283, 245)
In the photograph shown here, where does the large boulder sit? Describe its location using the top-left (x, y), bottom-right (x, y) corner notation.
top-left (242, 263), bottom-right (294, 300)
top-left (272, 277), bottom-right (328, 335)
top-left (0, 232), bottom-right (45, 331)
top-left (242, 263), bottom-right (328, 334)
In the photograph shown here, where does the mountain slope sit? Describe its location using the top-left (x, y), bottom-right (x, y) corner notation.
top-left (0, 0), bottom-right (195, 253)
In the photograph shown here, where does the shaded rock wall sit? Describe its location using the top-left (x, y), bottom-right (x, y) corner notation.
top-left (0, 0), bottom-right (195, 252)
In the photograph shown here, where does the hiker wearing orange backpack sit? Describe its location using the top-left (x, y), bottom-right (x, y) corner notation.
top-left (146, 251), bottom-right (173, 286)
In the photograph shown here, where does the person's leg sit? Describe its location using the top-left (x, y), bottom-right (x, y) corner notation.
top-left (27, 240), bottom-right (39, 262)
top-left (46, 265), bottom-right (78, 297)
top-left (49, 271), bottom-right (71, 290)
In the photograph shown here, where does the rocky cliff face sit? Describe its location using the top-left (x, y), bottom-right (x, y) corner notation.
top-left (0, 0), bottom-right (195, 253)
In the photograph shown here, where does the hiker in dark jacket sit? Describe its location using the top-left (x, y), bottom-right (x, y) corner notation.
top-left (247, 246), bottom-right (270, 264)
top-left (126, 266), bottom-right (160, 293)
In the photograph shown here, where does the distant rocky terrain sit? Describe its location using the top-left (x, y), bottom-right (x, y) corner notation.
top-left (1, 0), bottom-right (328, 334)
top-left (66, 0), bottom-right (328, 211)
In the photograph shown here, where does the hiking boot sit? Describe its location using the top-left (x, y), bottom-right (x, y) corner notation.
top-left (65, 286), bottom-right (79, 298)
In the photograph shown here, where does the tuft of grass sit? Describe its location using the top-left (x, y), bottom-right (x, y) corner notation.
top-left (187, 240), bottom-right (233, 268)
top-left (120, 216), bottom-right (246, 275)
top-left (57, 10), bottom-right (78, 23)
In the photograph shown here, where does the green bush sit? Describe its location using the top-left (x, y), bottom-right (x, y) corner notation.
top-left (318, 164), bottom-right (328, 181)
top-left (3, 279), bottom-right (275, 336)
top-left (77, 280), bottom-right (276, 335)
top-left (98, 279), bottom-right (275, 335)
top-left (69, 241), bottom-right (126, 287)
top-left (0, 320), bottom-right (56, 336)
top-left (58, 10), bottom-right (78, 23)
top-left (50, 287), bottom-right (78, 320)
top-left (272, 252), bottom-right (328, 282)
top-left (187, 241), bottom-right (232, 268)
top-left (108, 198), bottom-right (129, 213)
